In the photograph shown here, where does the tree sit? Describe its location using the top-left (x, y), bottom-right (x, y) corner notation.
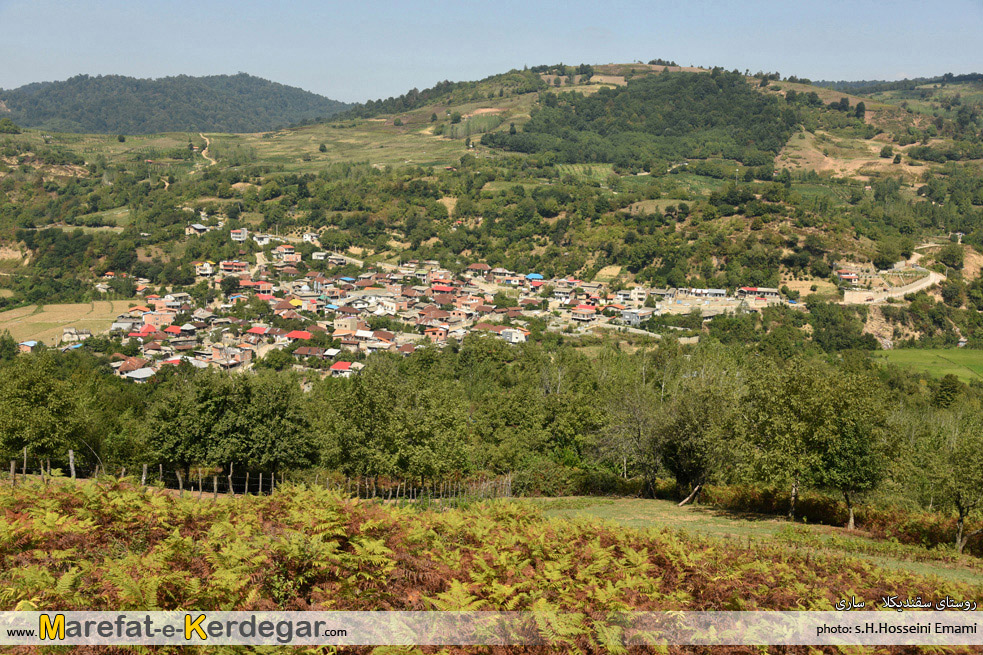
top-left (117, 134), bottom-right (126, 142)
top-left (938, 243), bottom-right (964, 270)
top-left (450, 112), bottom-right (462, 124)
top-left (144, 370), bottom-right (231, 475)
top-left (430, 113), bottom-right (438, 123)
top-left (0, 352), bottom-right (85, 463)
top-left (318, 143), bottom-right (327, 152)
top-left (220, 276), bottom-right (240, 297)
top-left (597, 349), bottom-right (659, 481)
top-left (746, 358), bottom-right (831, 519)
top-left (918, 407), bottom-right (983, 553)
top-left (811, 371), bottom-right (887, 529)
top-left (254, 348), bottom-right (295, 371)
top-left (854, 101), bottom-right (866, 120)
top-left (933, 374), bottom-right (962, 409)
top-left (655, 345), bottom-right (745, 502)
top-left (0, 118), bottom-right (21, 134)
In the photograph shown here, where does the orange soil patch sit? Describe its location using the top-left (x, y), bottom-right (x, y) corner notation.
top-left (466, 108), bottom-right (505, 117)
top-left (961, 247), bottom-right (983, 281)
top-left (589, 75), bottom-right (626, 86)
top-left (438, 197), bottom-right (457, 214)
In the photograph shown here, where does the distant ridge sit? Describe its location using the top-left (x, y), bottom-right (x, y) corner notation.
top-left (0, 73), bottom-right (350, 134)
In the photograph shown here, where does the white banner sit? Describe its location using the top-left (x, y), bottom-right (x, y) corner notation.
top-left (1, 610), bottom-right (981, 646)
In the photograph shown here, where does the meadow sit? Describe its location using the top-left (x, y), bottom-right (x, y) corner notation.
top-left (0, 300), bottom-right (127, 344)
top-left (537, 497), bottom-right (983, 587)
top-left (875, 348), bottom-right (983, 383)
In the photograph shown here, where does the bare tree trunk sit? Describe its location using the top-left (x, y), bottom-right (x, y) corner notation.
top-left (69, 450), bottom-right (75, 479)
top-left (788, 474), bottom-right (799, 520)
top-left (176, 470), bottom-right (184, 496)
top-left (141, 464), bottom-right (147, 487)
top-left (844, 491), bottom-right (855, 531)
top-left (956, 513), bottom-right (966, 554)
top-left (678, 484), bottom-right (702, 507)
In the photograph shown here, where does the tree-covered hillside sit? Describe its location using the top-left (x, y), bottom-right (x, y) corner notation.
top-left (0, 73), bottom-right (350, 133)
top-left (482, 69), bottom-right (798, 168)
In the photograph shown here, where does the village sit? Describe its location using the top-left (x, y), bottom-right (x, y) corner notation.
top-left (11, 226), bottom-right (878, 382)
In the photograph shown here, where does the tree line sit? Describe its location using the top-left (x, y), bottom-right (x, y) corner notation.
top-left (1, 334), bottom-right (981, 551)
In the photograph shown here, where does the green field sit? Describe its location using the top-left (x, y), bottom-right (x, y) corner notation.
top-left (875, 348), bottom-right (983, 382)
top-left (537, 497), bottom-right (983, 586)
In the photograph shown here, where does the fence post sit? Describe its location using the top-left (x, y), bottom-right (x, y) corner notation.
top-left (245, 471), bottom-right (250, 495)
top-left (213, 476), bottom-right (218, 499)
top-left (259, 472), bottom-right (263, 495)
top-left (69, 450), bottom-right (76, 479)
top-left (10, 461), bottom-right (15, 487)
top-left (159, 463), bottom-right (163, 483)
top-left (141, 464), bottom-right (147, 487)
top-left (22, 447), bottom-right (27, 475)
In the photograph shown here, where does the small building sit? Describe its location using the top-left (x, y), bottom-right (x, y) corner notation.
top-left (571, 305), bottom-right (597, 323)
top-left (230, 228), bottom-right (249, 243)
top-left (329, 360), bottom-right (354, 378)
top-left (689, 288), bottom-right (727, 299)
top-left (737, 286), bottom-right (781, 299)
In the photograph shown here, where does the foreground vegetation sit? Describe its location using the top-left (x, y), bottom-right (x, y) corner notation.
top-left (1, 481), bottom-right (979, 651)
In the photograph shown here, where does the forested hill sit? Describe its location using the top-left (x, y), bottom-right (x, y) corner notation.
top-left (0, 73), bottom-right (350, 134)
top-left (481, 69), bottom-right (799, 168)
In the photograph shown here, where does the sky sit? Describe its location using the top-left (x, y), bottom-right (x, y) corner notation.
top-left (0, 0), bottom-right (981, 102)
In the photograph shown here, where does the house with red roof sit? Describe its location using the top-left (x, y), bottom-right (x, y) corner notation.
top-left (329, 360), bottom-right (354, 377)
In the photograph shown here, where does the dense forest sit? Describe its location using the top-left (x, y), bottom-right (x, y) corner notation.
top-left (0, 73), bottom-right (350, 133)
top-left (482, 69), bottom-right (799, 168)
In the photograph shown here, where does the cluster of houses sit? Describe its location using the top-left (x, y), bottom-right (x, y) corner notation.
top-left (17, 248), bottom-right (791, 381)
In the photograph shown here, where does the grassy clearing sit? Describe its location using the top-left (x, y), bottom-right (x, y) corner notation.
top-left (556, 163), bottom-right (614, 182)
top-left (536, 497), bottom-right (983, 586)
top-left (875, 348), bottom-right (983, 383)
top-left (208, 121), bottom-right (473, 172)
top-left (0, 300), bottom-right (126, 344)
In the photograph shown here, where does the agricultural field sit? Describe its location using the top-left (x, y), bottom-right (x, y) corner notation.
top-left (875, 348), bottom-right (983, 382)
top-left (205, 92), bottom-right (539, 173)
top-left (0, 300), bottom-right (128, 344)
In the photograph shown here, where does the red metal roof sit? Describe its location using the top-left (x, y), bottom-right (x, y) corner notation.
top-left (285, 330), bottom-right (311, 340)
top-left (330, 361), bottom-right (352, 371)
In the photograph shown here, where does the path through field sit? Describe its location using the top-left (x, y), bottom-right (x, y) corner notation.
top-left (199, 133), bottom-right (216, 166)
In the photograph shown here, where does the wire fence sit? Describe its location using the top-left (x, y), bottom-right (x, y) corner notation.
top-left (2, 449), bottom-right (513, 507)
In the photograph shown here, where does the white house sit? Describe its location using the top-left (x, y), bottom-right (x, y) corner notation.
top-left (230, 228), bottom-right (248, 243)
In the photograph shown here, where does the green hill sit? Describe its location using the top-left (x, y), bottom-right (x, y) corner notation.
top-left (0, 73), bottom-right (350, 134)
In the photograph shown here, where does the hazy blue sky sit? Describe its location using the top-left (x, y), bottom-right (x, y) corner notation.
top-left (1, 0), bottom-right (980, 102)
